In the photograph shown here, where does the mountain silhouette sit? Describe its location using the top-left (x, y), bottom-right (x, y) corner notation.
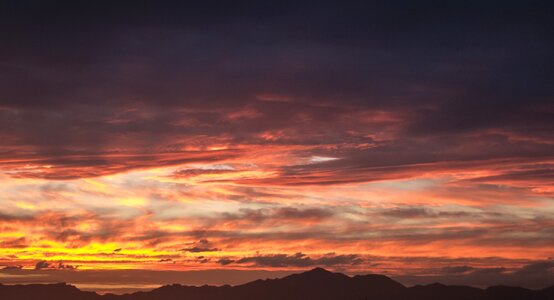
top-left (1, 268), bottom-right (552, 300)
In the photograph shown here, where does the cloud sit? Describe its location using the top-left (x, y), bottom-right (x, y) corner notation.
top-left (441, 266), bottom-right (475, 274)
top-left (230, 253), bottom-right (363, 268)
top-left (2, 265), bottom-right (23, 270)
top-left (0, 237), bottom-right (28, 249)
top-left (382, 207), bottom-right (435, 219)
top-left (34, 261), bottom-right (50, 270)
top-left (220, 207), bottom-right (334, 223)
top-left (515, 260), bottom-right (554, 275)
top-left (57, 262), bottom-right (78, 270)
top-left (380, 207), bottom-right (473, 219)
top-left (28, 259), bottom-right (76, 272)
top-left (217, 259), bottom-right (235, 266)
top-left (1, 148), bottom-right (241, 180)
top-left (181, 239), bottom-right (220, 253)
top-left (396, 260), bottom-right (554, 289)
top-left (171, 166), bottom-right (237, 179)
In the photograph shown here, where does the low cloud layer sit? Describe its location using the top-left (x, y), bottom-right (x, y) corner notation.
top-left (0, 259), bottom-right (552, 293)
top-left (221, 252), bottom-right (363, 268)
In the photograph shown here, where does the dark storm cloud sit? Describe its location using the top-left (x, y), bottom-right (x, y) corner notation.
top-left (0, 0), bottom-right (553, 181)
top-left (2, 0), bottom-right (552, 109)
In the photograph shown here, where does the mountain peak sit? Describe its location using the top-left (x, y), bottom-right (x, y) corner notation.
top-left (282, 267), bottom-right (349, 283)
top-left (298, 267), bottom-right (342, 279)
top-left (306, 267), bottom-right (332, 274)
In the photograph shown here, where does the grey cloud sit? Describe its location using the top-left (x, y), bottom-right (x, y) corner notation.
top-left (396, 260), bottom-right (554, 289)
top-left (220, 207), bottom-right (334, 223)
top-left (218, 259), bottom-right (235, 266)
top-left (34, 261), bottom-right (50, 270)
top-left (442, 266), bottom-right (475, 274)
top-left (181, 239), bottom-right (220, 253)
top-left (231, 252), bottom-right (363, 268)
top-left (515, 261), bottom-right (554, 275)
top-left (0, 237), bottom-right (28, 249)
top-left (2, 265), bottom-right (23, 270)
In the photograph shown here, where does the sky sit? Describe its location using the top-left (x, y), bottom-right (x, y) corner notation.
top-left (0, 0), bottom-right (553, 293)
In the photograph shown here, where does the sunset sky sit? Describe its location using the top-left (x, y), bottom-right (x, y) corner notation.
top-left (0, 0), bottom-right (553, 293)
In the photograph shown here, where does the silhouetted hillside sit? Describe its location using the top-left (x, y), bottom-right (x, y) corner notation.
top-left (0, 283), bottom-right (98, 300)
top-left (1, 268), bottom-right (552, 300)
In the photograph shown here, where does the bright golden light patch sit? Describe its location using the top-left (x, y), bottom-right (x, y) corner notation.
top-left (15, 201), bottom-right (37, 210)
top-left (116, 197), bottom-right (147, 207)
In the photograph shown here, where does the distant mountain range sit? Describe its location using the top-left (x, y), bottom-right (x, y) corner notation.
top-left (1, 268), bottom-right (553, 300)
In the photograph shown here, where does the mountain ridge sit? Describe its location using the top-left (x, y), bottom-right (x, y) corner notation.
top-left (1, 268), bottom-right (552, 300)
